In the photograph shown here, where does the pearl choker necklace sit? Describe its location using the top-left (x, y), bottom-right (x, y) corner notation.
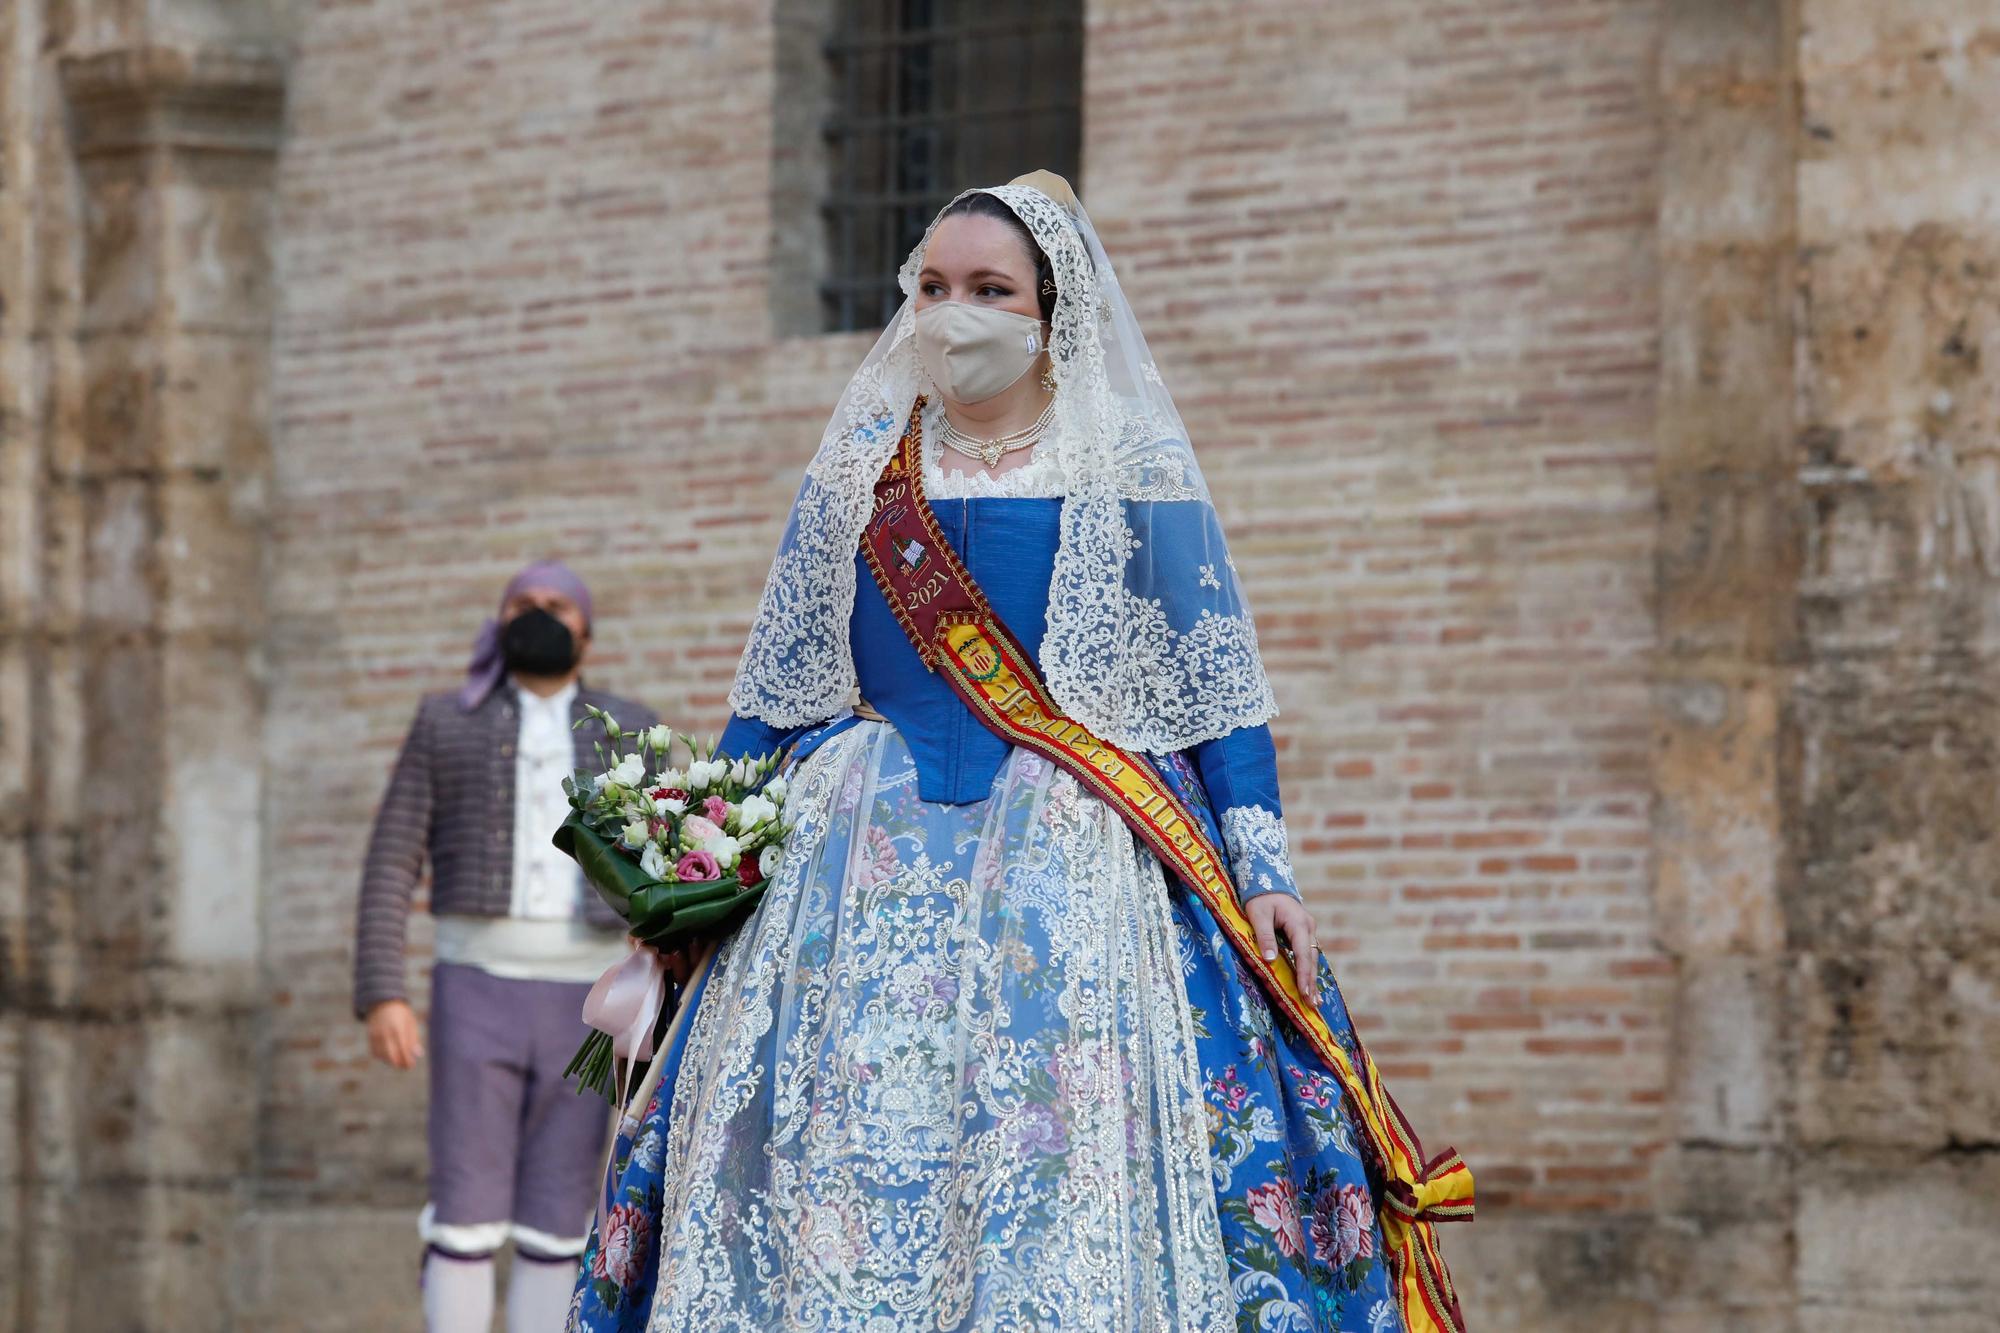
top-left (937, 398), bottom-right (1056, 468)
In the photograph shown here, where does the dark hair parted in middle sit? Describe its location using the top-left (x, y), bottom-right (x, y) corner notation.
top-left (935, 191), bottom-right (1058, 321)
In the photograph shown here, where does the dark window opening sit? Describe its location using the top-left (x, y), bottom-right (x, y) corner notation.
top-left (819, 0), bottom-right (1083, 333)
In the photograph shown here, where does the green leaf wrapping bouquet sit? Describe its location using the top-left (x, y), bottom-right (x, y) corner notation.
top-left (554, 704), bottom-right (793, 1101)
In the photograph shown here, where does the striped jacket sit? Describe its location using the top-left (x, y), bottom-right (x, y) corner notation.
top-left (352, 682), bottom-right (659, 1017)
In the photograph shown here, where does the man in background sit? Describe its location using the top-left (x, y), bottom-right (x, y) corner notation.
top-left (354, 560), bottom-right (656, 1333)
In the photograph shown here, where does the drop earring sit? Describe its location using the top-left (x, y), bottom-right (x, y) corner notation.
top-left (1040, 362), bottom-right (1058, 393)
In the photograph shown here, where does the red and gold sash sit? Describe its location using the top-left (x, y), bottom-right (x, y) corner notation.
top-left (862, 401), bottom-right (1473, 1333)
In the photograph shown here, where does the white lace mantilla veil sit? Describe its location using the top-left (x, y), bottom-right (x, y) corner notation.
top-left (727, 176), bottom-right (1279, 754)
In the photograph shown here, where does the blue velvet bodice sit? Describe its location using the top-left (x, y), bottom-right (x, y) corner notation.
top-left (853, 496), bottom-right (1062, 803)
top-left (719, 496), bottom-right (1297, 898)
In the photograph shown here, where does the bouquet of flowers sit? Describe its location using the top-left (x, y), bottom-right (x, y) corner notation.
top-left (555, 704), bottom-right (792, 1101)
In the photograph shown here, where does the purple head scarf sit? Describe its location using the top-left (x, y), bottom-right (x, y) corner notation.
top-left (460, 559), bottom-right (596, 711)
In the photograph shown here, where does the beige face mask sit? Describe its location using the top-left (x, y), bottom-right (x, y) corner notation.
top-left (914, 301), bottom-right (1045, 404)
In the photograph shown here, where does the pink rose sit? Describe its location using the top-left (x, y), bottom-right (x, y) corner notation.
top-left (1310, 1182), bottom-right (1376, 1267)
top-left (854, 824), bottom-right (900, 888)
top-left (675, 850), bottom-right (721, 881)
top-left (1336, 1184), bottom-right (1375, 1264)
top-left (703, 795), bottom-right (730, 824)
top-left (590, 1202), bottom-right (649, 1288)
top-left (1245, 1180), bottom-right (1305, 1259)
top-left (682, 814), bottom-right (722, 844)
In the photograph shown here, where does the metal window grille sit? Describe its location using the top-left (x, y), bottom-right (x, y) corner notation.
top-left (821, 0), bottom-right (1083, 332)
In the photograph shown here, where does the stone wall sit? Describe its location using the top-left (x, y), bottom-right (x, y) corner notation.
top-left (0, 2), bottom-right (292, 1329)
top-left (2, 1), bottom-right (1997, 1329)
top-left (1651, 6), bottom-right (2000, 1331)
top-left (1787, 2), bottom-right (2000, 1327)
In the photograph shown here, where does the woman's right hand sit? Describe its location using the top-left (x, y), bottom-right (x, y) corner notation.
top-left (365, 999), bottom-right (425, 1070)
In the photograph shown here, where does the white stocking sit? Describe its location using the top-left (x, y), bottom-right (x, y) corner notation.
top-left (421, 1250), bottom-right (496, 1333)
top-left (505, 1253), bottom-right (580, 1333)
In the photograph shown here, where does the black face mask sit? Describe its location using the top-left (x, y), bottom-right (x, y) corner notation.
top-left (500, 607), bottom-right (579, 676)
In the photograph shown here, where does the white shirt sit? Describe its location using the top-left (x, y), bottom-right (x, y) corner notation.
top-left (433, 677), bottom-right (627, 983)
top-left (509, 678), bottom-right (585, 919)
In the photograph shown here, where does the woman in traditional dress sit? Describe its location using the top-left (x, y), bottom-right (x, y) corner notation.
top-left (568, 173), bottom-right (1469, 1333)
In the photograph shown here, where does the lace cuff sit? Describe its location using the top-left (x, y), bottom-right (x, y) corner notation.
top-left (1219, 805), bottom-right (1299, 902)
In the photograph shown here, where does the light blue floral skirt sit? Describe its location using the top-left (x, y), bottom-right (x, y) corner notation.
top-left (569, 722), bottom-right (1402, 1333)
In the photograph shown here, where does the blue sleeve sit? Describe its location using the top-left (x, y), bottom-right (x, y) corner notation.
top-left (717, 712), bottom-right (795, 763)
top-left (718, 709), bottom-right (864, 775)
top-left (1189, 723), bottom-right (1300, 902)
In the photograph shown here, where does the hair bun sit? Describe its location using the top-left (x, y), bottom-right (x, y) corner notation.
top-left (1008, 169), bottom-right (1080, 215)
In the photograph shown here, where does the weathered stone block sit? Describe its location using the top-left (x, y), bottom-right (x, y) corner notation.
top-left (21, 827), bottom-right (85, 1012)
top-left (1791, 663), bottom-right (2000, 955)
top-left (1797, 1154), bottom-right (2000, 1324)
top-left (76, 334), bottom-right (162, 475)
top-left (1653, 667), bottom-right (1789, 956)
top-left (158, 474), bottom-right (266, 636)
top-left (1669, 961), bottom-right (1788, 1145)
top-left (141, 1009), bottom-right (256, 1177)
top-left (1795, 948), bottom-right (2000, 1151)
top-left (36, 640), bottom-right (90, 827)
top-left (36, 480), bottom-right (89, 635)
top-left (0, 840), bottom-right (24, 999)
top-left (1658, 117), bottom-right (1791, 249)
top-left (1656, 480), bottom-right (1802, 665)
top-left (82, 476), bottom-right (159, 628)
top-left (163, 173), bottom-right (276, 328)
top-left (231, 1206), bottom-right (421, 1333)
top-left (1657, 1310), bottom-right (1798, 1333)
top-left (71, 159), bottom-right (161, 333)
top-left (0, 652), bottom-right (29, 827)
top-left (161, 641), bottom-right (262, 964)
top-left (1797, 231), bottom-right (2000, 459)
top-left (1645, 1147), bottom-right (1797, 1327)
top-left (1448, 1213), bottom-right (1658, 1333)
top-left (1799, 2), bottom-right (2000, 237)
top-left (1663, 0), bottom-right (1789, 83)
top-left (1656, 245), bottom-right (1795, 477)
top-left (127, 1182), bottom-right (247, 1332)
top-left (161, 329), bottom-right (271, 476)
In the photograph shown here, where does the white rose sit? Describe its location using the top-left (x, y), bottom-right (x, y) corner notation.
top-left (758, 844), bottom-right (784, 877)
top-left (763, 776), bottom-right (788, 804)
top-left (730, 757), bottom-right (757, 785)
top-left (645, 724), bottom-right (673, 753)
top-left (737, 794), bottom-right (778, 829)
top-left (686, 759), bottom-right (726, 792)
top-left (619, 819), bottom-right (649, 850)
top-left (639, 842), bottom-right (669, 880)
top-left (607, 753), bottom-right (646, 789)
top-left (706, 834), bottom-right (742, 869)
top-left (653, 795), bottom-right (687, 817)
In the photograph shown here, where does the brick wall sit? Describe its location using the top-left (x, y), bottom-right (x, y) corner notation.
top-left (254, 0), bottom-right (1670, 1324)
top-left (1084, 0), bottom-right (1668, 1205)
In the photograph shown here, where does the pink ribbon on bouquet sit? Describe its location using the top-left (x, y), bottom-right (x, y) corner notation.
top-left (586, 939), bottom-right (719, 1238)
top-left (583, 938), bottom-right (668, 1112)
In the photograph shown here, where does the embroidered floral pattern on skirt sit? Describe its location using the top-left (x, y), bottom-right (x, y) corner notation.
top-left (569, 722), bottom-right (1400, 1333)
